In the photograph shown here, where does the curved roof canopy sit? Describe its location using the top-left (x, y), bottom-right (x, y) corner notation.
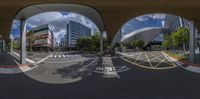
top-left (0, 0), bottom-right (200, 43)
top-left (121, 27), bottom-right (169, 47)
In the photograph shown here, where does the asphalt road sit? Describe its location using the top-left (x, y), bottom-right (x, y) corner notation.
top-left (1, 51), bottom-right (200, 99)
top-left (24, 52), bottom-right (97, 84)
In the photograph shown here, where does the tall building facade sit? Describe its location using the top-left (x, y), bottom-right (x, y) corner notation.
top-left (164, 14), bottom-right (189, 33)
top-left (67, 21), bottom-right (91, 48)
top-left (164, 14), bottom-right (200, 56)
top-left (27, 24), bottom-right (54, 52)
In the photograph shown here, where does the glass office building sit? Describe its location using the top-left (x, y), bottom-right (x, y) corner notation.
top-left (67, 21), bottom-right (91, 48)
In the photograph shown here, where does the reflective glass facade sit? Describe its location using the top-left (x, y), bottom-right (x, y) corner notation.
top-left (67, 21), bottom-right (91, 47)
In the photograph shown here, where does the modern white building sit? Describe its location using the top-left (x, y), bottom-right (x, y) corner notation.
top-left (27, 24), bottom-right (54, 51)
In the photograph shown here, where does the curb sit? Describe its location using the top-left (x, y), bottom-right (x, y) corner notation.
top-left (0, 52), bottom-right (53, 74)
top-left (0, 64), bottom-right (38, 74)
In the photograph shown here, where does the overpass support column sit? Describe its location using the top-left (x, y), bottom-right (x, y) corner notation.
top-left (10, 40), bottom-right (13, 53)
top-left (2, 40), bottom-right (6, 52)
top-left (20, 19), bottom-right (27, 64)
top-left (100, 31), bottom-right (105, 57)
top-left (189, 20), bottom-right (195, 63)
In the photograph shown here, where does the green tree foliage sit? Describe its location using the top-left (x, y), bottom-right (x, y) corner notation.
top-left (136, 39), bottom-right (145, 49)
top-left (162, 27), bottom-right (189, 51)
top-left (162, 34), bottom-right (172, 49)
top-left (113, 43), bottom-right (121, 48)
top-left (126, 39), bottom-right (144, 50)
top-left (12, 41), bottom-right (18, 49)
top-left (76, 32), bottom-right (101, 52)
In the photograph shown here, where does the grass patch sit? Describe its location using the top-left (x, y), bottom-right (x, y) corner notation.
top-left (164, 51), bottom-right (187, 61)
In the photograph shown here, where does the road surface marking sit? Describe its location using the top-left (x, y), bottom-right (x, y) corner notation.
top-left (137, 54), bottom-right (163, 65)
top-left (161, 52), bottom-right (177, 67)
top-left (121, 56), bottom-right (177, 70)
top-left (54, 55), bottom-right (57, 58)
top-left (145, 52), bottom-right (153, 68)
top-left (62, 55), bottom-right (65, 57)
top-left (151, 54), bottom-right (174, 66)
top-left (134, 52), bottom-right (143, 63)
top-left (50, 55), bottom-right (53, 58)
top-left (154, 58), bottom-right (167, 68)
top-left (58, 55), bottom-right (61, 58)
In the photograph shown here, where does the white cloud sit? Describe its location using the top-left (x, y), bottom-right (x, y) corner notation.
top-left (147, 14), bottom-right (166, 20)
top-left (26, 12), bottom-right (63, 28)
top-left (135, 17), bottom-right (149, 22)
top-left (161, 20), bottom-right (165, 27)
top-left (135, 13), bottom-right (166, 22)
top-left (12, 20), bottom-right (20, 29)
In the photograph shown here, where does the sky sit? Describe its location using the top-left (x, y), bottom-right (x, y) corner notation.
top-left (122, 13), bottom-right (166, 36)
top-left (11, 12), bottom-right (98, 43)
top-left (11, 12), bottom-right (166, 42)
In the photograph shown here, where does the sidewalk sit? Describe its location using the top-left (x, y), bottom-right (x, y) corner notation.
top-left (162, 51), bottom-right (200, 73)
top-left (11, 51), bottom-right (53, 65)
top-left (0, 53), bottom-right (37, 74)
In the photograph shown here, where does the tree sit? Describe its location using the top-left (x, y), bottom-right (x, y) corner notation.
top-left (162, 33), bottom-right (174, 50)
top-left (113, 43), bottom-right (121, 48)
top-left (76, 37), bottom-right (91, 51)
top-left (136, 39), bottom-right (145, 50)
top-left (91, 33), bottom-right (100, 51)
top-left (76, 33), bottom-right (101, 53)
top-left (130, 40), bottom-right (137, 50)
top-left (171, 27), bottom-right (189, 51)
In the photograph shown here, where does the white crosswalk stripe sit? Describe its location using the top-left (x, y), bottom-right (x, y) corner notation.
top-left (49, 54), bottom-right (79, 59)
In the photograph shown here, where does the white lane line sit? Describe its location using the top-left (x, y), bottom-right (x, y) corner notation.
top-left (66, 55), bottom-right (70, 57)
top-left (154, 58), bottom-right (167, 68)
top-left (58, 55), bottom-right (61, 58)
top-left (121, 56), bottom-right (176, 70)
top-left (62, 55), bottom-right (65, 57)
top-left (161, 52), bottom-right (177, 67)
top-left (151, 54), bottom-right (174, 66)
top-left (137, 54), bottom-right (163, 65)
top-left (145, 52), bottom-right (153, 68)
top-left (44, 57), bottom-right (87, 63)
top-left (134, 52), bottom-right (143, 63)
top-left (54, 55), bottom-right (57, 58)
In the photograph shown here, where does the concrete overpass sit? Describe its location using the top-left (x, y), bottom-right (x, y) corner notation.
top-left (121, 27), bottom-right (169, 47)
top-left (0, 0), bottom-right (200, 42)
top-left (0, 0), bottom-right (199, 63)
